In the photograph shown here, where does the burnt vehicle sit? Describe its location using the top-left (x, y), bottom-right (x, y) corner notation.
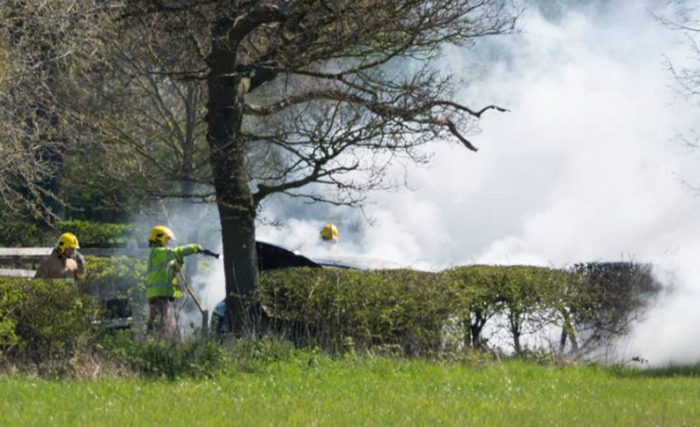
top-left (210, 241), bottom-right (404, 336)
top-left (211, 241), bottom-right (330, 337)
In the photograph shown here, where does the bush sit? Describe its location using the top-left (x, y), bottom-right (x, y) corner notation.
top-left (0, 217), bottom-right (145, 248)
top-left (0, 278), bottom-right (101, 364)
top-left (565, 262), bottom-right (662, 355)
top-left (260, 263), bottom-right (660, 360)
top-left (441, 265), bottom-right (507, 350)
top-left (259, 268), bottom-right (449, 356)
top-left (489, 266), bottom-right (569, 354)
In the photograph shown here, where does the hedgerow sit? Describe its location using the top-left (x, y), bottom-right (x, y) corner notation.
top-left (259, 268), bottom-right (450, 356)
top-left (0, 259), bottom-right (660, 378)
top-left (0, 278), bottom-right (100, 365)
top-left (259, 263), bottom-right (660, 358)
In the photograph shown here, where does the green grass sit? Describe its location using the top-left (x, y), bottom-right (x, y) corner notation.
top-left (0, 357), bottom-right (699, 426)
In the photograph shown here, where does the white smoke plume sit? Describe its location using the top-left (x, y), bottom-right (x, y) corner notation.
top-left (256, 0), bottom-right (700, 365)
top-left (147, 1), bottom-right (700, 364)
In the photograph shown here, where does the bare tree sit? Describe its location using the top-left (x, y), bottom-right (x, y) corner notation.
top-left (1, 0), bottom-right (212, 228)
top-left (0, 1), bottom-right (114, 221)
top-left (658, 3), bottom-right (700, 169)
top-left (105, 0), bottom-right (518, 335)
top-left (68, 18), bottom-right (212, 203)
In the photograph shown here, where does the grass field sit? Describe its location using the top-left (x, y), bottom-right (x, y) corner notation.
top-left (1, 356), bottom-right (699, 426)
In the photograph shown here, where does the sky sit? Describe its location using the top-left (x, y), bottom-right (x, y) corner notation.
top-left (188, 0), bottom-right (700, 365)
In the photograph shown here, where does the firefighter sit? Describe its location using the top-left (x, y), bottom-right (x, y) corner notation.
top-left (320, 223), bottom-right (339, 243)
top-left (34, 232), bottom-right (86, 284)
top-left (211, 300), bottom-right (228, 339)
top-left (146, 225), bottom-right (203, 339)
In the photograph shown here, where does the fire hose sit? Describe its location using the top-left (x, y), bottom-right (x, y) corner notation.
top-left (178, 270), bottom-right (205, 314)
top-left (177, 248), bottom-right (219, 338)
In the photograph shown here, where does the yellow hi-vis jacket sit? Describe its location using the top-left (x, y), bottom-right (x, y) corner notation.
top-left (146, 244), bottom-right (201, 299)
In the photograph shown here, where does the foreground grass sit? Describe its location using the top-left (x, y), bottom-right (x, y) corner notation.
top-left (0, 356), bottom-right (699, 426)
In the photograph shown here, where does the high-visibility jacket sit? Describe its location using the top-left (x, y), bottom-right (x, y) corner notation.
top-left (146, 244), bottom-right (201, 299)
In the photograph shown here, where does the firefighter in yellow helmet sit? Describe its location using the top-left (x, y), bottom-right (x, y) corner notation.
top-left (34, 232), bottom-right (86, 284)
top-left (145, 225), bottom-right (203, 338)
top-left (320, 223), bottom-right (339, 243)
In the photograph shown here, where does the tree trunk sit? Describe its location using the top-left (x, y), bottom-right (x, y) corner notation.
top-left (559, 313), bottom-right (578, 354)
top-left (469, 313), bottom-right (486, 349)
top-left (206, 20), bottom-right (259, 336)
top-left (509, 314), bottom-right (522, 355)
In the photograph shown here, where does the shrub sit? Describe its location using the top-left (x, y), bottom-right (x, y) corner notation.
top-left (495, 266), bottom-right (570, 355)
top-left (0, 209), bottom-right (50, 247)
top-left (443, 263), bottom-right (660, 357)
top-left (259, 268), bottom-right (449, 356)
top-left (441, 265), bottom-right (507, 350)
top-left (564, 262), bottom-right (662, 355)
top-left (0, 278), bottom-right (101, 364)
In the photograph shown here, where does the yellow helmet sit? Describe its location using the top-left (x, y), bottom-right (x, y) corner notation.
top-left (149, 225), bottom-right (175, 245)
top-left (56, 232), bottom-right (79, 254)
top-left (320, 223), bottom-right (339, 242)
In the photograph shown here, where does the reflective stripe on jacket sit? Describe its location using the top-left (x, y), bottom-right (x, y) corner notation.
top-left (146, 244), bottom-right (201, 299)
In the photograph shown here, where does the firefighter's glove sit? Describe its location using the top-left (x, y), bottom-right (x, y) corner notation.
top-left (74, 251), bottom-right (85, 267)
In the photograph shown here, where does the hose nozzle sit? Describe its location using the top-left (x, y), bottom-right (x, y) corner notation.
top-left (201, 248), bottom-right (220, 259)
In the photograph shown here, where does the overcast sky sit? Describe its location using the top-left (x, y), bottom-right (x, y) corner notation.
top-left (190, 1), bottom-right (700, 365)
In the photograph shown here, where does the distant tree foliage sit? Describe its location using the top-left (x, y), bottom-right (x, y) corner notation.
top-left (0, 1), bottom-right (109, 220)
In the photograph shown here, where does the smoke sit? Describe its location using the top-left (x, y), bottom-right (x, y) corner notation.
top-left (447, 1), bottom-right (700, 365)
top-left (254, 0), bottom-right (700, 365)
top-left (139, 1), bottom-right (700, 363)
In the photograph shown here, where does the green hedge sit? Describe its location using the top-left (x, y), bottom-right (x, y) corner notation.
top-left (259, 263), bottom-right (659, 358)
top-left (259, 268), bottom-right (450, 356)
top-left (261, 266), bottom-right (526, 355)
top-left (0, 209), bottom-right (48, 247)
top-left (0, 217), bottom-right (145, 247)
top-left (82, 255), bottom-right (147, 299)
top-left (0, 279), bottom-right (101, 363)
top-left (442, 265), bottom-right (571, 353)
top-left (0, 258), bottom-right (657, 365)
